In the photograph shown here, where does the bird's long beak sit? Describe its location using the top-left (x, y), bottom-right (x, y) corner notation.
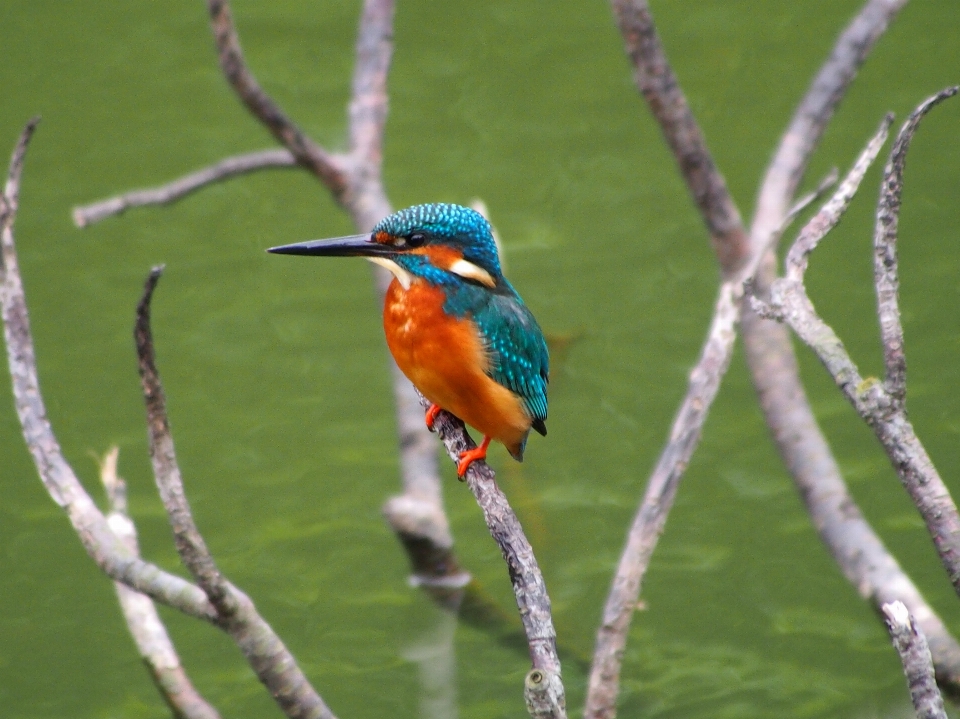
top-left (267, 234), bottom-right (396, 258)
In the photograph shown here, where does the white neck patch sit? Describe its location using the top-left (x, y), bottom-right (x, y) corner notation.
top-left (449, 259), bottom-right (496, 288)
top-left (367, 257), bottom-right (413, 290)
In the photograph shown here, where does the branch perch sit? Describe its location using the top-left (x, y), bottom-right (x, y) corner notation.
top-left (422, 395), bottom-right (566, 719)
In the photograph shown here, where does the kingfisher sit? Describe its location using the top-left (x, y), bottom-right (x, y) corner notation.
top-left (268, 203), bottom-right (549, 477)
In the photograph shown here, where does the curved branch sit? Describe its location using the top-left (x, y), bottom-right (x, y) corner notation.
top-left (206, 0), bottom-right (348, 195)
top-left (136, 266), bottom-right (234, 613)
top-left (873, 87), bottom-right (959, 406)
top-left (72, 149), bottom-right (297, 227)
top-left (750, 0), bottom-right (910, 248)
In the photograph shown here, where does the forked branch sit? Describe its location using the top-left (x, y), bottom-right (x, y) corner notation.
top-left (750, 89), bottom-right (960, 596)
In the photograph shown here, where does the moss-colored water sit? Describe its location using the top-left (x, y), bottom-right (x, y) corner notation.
top-left (2, 1), bottom-right (960, 717)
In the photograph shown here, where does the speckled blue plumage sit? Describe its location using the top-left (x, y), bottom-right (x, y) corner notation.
top-left (376, 204), bottom-right (549, 436)
top-left (374, 203), bottom-right (503, 276)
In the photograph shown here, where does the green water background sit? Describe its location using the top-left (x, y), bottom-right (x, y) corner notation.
top-left (1, 1), bottom-right (960, 717)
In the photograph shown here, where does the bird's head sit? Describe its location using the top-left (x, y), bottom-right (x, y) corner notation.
top-left (268, 203), bottom-right (502, 290)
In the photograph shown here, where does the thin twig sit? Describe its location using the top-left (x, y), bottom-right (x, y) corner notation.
top-left (1, 120), bottom-right (218, 622)
top-left (133, 267), bottom-right (338, 719)
top-left (587, 282), bottom-right (740, 719)
top-left (783, 115), bottom-right (893, 281)
top-left (100, 447), bottom-right (222, 719)
top-left (206, 0), bottom-right (348, 195)
top-left (72, 148), bottom-right (296, 227)
top-left (135, 266), bottom-right (234, 613)
top-left (883, 602), bottom-right (948, 719)
top-left (780, 167), bottom-right (839, 234)
top-left (422, 393), bottom-right (566, 719)
top-left (873, 86), bottom-right (959, 407)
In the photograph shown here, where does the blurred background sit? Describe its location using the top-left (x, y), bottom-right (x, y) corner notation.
top-left (1, 1), bottom-right (959, 717)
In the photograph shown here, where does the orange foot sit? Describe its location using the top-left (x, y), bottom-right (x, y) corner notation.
top-left (425, 403), bottom-right (443, 431)
top-left (457, 436), bottom-right (492, 478)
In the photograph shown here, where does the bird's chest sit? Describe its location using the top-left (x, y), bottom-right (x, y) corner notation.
top-left (382, 278), bottom-right (489, 393)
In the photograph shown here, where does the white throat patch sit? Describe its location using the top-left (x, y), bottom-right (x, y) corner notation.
top-left (367, 257), bottom-right (413, 290)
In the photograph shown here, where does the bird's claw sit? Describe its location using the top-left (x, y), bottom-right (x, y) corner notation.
top-left (456, 436), bottom-right (491, 478)
top-left (425, 403), bottom-right (442, 432)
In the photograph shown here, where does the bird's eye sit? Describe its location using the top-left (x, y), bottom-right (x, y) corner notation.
top-left (406, 233), bottom-right (427, 248)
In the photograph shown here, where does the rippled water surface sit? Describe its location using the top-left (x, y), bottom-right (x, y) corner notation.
top-left (2, 1), bottom-right (960, 717)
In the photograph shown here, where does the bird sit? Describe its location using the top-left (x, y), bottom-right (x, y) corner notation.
top-left (268, 203), bottom-right (549, 477)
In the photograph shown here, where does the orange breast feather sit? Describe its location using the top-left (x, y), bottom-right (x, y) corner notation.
top-left (382, 277), bottom-right (531, 454)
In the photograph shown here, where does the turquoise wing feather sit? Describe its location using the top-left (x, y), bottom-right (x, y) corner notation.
top-left (470, 286), bottom-right (550, 434)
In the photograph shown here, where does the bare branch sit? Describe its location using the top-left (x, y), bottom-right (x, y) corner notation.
top-left (883, 602), bottom-right (948, 719)
top-left (100, 448), bottom-right (222, 719)
top-left (422, 394), bottom-right (566, 719)
top-left (591, 0), bottom-right (960, 712)
top-left (1, 121), bottom-right (218, 622)
top-left (584, 3), bottom-right (761, 713)
top-left (874, 87), bottom-right (959, 406)
top-left (133, 266), bottom-right (338, 719)
top-left (72, 149), bottom-right (296, 227)
top-left (609, 0), bottom-right (748, 273)
top-left (206, 0), bottom-right (348, 195)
